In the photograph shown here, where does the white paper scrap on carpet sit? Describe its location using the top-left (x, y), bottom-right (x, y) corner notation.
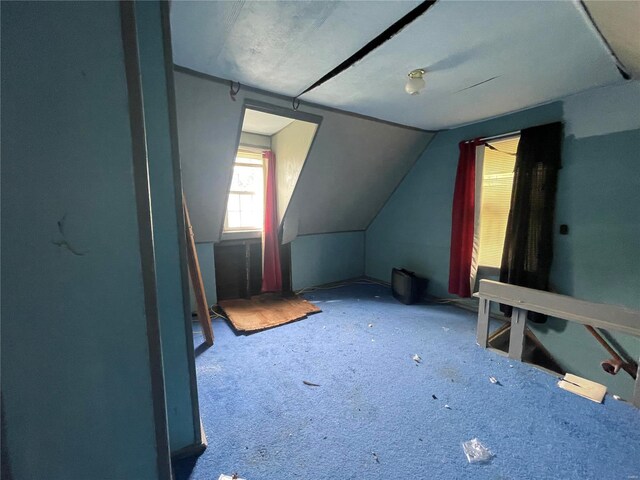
top-left (219, 475), bottom-right (245, 480)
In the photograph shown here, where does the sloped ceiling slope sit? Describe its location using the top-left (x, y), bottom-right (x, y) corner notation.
top-left (174, 71), bottom-right (433, 242)
top-left (583, 1), bottom-right (640, 79)
top-left (301, 0), bottom-right (624, 130)
top-left (170, 0), bottom-right (420, 96)
top-left (286, 114), bottom-right (432, 236)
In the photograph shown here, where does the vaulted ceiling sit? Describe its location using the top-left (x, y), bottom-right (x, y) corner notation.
top-left (170, 1), bottom-right (638, 240)
top-left (170, 0), bottom-right (638, 131)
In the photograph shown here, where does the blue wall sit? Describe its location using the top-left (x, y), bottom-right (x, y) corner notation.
top-left (190, 242), bottom-right (218, 308)
top-left (190, 234), bottom-right (360, 306)
top-left (366, 102), bottom-right (565, 293)
top-left (532, 127), bottom-right (640, 398)
top-left (135, 1), bottom-right (199, 453)
top-left (552, 129), bottom-right (640, 307)
top-left (366, 87), bottom-right (640, 398)
top-left (1, 2), bottom-right (163, 478)
top-left (291, 232), bottom-right (365, 290)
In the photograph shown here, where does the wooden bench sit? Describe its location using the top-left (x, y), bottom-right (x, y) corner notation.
top-left (475, 279), bottom-right (640, 407)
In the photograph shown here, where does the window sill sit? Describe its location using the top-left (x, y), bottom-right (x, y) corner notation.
top-left (473, 266), bottom-right (501, 297)
top-left (221, 230), bottom-right (262, 241)
top-left (478, 265), bottom-right (500, 277)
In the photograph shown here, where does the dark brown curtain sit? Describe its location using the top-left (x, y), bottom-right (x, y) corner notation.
top-left (499, 122), bottom-right (563, 323)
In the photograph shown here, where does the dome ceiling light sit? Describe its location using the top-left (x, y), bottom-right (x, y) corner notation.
top-left (405, 68), bottom-right (426, 95)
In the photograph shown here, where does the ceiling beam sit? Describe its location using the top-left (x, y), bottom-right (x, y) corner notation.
top-left (297, 0), bottom-right (437, 97)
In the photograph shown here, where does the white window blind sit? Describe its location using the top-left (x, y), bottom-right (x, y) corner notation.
top-left (477, 136), bottom-right (519, 268)
top-left (236, 148), bottom-right (263, 164)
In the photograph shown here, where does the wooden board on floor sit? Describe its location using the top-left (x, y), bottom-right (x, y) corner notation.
top-left (558, 373), bottom-right (607, 403)
top-left (219, 294), bottom-right (321, 332)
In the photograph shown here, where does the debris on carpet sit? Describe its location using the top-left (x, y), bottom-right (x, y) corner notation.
top-left (218, 474), bottom-right (244, 480)
top-left (462, 438), bottom-right (493, 464)
top-left (412, 354), bottom-right (422, 364)
top-left (303, 380), bottom-right (321, 387)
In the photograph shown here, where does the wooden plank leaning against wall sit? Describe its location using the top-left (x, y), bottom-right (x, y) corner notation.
top-left (183, 195), bottom-right (214, 346)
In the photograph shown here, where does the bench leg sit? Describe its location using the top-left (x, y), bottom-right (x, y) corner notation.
top-left (476, 298), bottom-right (491, 348)
top-left (508, 307), bottom-right (527, 361)
top-left (633, 357), bottom-right (640, 408)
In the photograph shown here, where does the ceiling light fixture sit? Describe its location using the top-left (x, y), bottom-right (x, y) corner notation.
top-left (405, 69), bottom-right (426, 95)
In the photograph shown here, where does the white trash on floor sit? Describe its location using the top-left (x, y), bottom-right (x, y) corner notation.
top-left (461, 438), bottom-right (493, 464)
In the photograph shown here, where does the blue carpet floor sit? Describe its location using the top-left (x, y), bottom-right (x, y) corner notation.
top-left (175, 283), bottom-right (640, 479)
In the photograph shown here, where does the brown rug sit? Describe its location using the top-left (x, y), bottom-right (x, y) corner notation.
top-left (218, 294), bottom-right (321, 332)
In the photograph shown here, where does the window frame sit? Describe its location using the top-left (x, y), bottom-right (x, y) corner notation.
top-left (223, 151), bottom-right (265, 235)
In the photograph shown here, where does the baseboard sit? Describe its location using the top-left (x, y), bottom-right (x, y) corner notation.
top-left (171, 420), bottom-right (208, 461)
top-left (296, 275), bottom-right (384, 292)
top-left (362, 275), bottom-right (390, 286)
top-left (297, 276), bottom-right (509, 326)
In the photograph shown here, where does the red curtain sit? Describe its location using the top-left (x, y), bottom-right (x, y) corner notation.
top-left (448, 140), bottom-right (480, 297)
top-left (261, 151), bottom-right (282, 292)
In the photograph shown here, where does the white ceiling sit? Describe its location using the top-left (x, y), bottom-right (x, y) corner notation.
top-left (301, 0), bottom-right (623, 130)
top-left (171, 0), bottom-right (420, 96)
top-left (171, 0), bottom-right (635, 131)
top-left (242, 109), bottom-right (294, 136)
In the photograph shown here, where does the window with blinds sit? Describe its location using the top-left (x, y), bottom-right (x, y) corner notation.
top-left (477, 135), bottom-right (519, 268)
top-left (224, 148), bottom-right (264, 232)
